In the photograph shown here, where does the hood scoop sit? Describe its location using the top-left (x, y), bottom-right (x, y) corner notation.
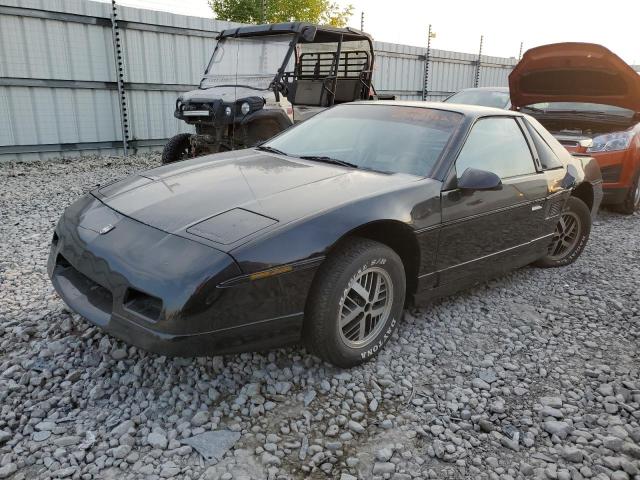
top-left (186, 209), bottom-right (277, 245)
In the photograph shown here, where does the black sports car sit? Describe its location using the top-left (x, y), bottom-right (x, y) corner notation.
top-left (48, 102), bottom-right (602, 367)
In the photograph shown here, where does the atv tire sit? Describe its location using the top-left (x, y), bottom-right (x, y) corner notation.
top-left (162, 133), bottom-right (192, 165)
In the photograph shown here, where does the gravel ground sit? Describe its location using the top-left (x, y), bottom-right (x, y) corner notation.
top-left (1, 154), bottom-right (639, 480)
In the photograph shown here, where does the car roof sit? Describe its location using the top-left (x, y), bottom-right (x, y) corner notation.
top-left (454, 87), bottom-right (510, 93)
top-left (350, 100), bottom-right (520, 119)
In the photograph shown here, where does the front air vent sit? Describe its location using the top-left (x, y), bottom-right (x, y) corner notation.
top-left (124, 288), bottom-right (162, 322)
top-left (548, 199), bottom-right (564, 217)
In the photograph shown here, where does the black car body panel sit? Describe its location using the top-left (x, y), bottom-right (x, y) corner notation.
top-left (49, 102), bottom-right (603, 357)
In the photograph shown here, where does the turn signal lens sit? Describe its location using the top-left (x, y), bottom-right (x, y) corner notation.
top-left (249, 265), bottom-right (292, 280)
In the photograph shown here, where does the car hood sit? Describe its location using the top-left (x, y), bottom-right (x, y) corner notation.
top-left (93, 150), bottom-right (418, 249)
top-left (181, 86), bottom-right (270, 103)
top-left (509, 42), bottom-right (640, 113)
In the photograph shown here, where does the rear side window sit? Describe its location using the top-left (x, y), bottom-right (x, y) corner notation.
top-left (455, 117), bottom-right (536, 179)
top-left (524, 118), bottom-right (563, 170)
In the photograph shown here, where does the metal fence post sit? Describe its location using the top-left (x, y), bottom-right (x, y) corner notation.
top-left (474, 35), bottom-right (483, 88)
top-left (518, 41), bottom-right (523, 60)
top-left (422, 24), bottom-right (433, 101)
top-left (110, 0), bottom-right (129, 156)
top-left (360, 11), bottom-right (364, 31)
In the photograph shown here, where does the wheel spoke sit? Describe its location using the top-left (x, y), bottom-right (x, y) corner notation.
top-left (371, 274), bottom-right (383, 303)
top-left (351, 282), bottom-right (370, 301)
top-left (358, 317), bottom-right (367, 340)
top-left (340, 306), bottom-right (363, 327)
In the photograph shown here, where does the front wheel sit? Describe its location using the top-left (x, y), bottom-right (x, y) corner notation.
top-left (615, 170), bottom-right (640, 215)
top-left (161, 133), bottom-right (192, 165)
top-left (535, 196), bottom-right (591, 268)
top-left (303, 238), bottom-right (406, 367)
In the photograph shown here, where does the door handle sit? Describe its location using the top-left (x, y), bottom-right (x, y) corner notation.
top-left (531, 204), bottom-right (543, 211)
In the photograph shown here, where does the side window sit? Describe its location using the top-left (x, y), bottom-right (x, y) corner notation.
top-left (455, 117), bottom-right (537, 179)
top-left (524, 117), bottom-right (564, 170)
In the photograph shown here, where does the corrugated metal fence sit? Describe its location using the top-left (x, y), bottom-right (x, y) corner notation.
top-left (0, 0), bottom-right (521, 161)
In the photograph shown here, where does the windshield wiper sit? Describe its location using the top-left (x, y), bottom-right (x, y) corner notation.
top-left (298, 155), bottom-right (359, 169)
top-left (255, 145), bottom-right (288, 156)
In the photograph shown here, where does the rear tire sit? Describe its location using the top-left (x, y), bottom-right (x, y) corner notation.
top-left (162, 133), bottom-right (192, 165)
top-left (535, 196), bottom-right (591, 268)
top-left (615, 169), bottom-right (640, 215)
top-left (303, 238), bottom-right (406, 367)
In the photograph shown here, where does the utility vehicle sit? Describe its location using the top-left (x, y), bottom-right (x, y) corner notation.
top-left (163, 22), bottom-right (382, 164)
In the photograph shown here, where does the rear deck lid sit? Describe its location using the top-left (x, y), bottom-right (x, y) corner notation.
top-left (509, 43), bottom-right (640, 113)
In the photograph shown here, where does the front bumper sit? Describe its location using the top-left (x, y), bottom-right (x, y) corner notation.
top-left (601, 187), bottom-right (628, 205)
top-left (589, 150), bottom-right (637, 205)
top-left (48, 195), bottom-right (308, 356)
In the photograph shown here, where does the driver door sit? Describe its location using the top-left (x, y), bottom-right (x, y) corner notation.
top-left (436, 116), bottom-right (549, 285)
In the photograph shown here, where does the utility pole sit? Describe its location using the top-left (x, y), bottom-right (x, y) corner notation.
top-left (474, 35), bottom-right (483, 88)
top-left (261, 0), bottom-right (266, 23)
top-left (360, 11), bottom-right (364, 31)
top-left (422, 24), bottom-right (435, 100)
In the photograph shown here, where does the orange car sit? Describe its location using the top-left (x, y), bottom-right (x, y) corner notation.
top-left (510, 43), bottom-right (640, 213)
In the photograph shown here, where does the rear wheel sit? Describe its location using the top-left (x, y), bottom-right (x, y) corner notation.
top-left (304, 238), bottom-right (406, 367)
top-left (615, 169), bottom-right (640, 214)
top-left (162, 133), bottom-right (192, 165)
top-left (535, 196), bottom-right (591, 268)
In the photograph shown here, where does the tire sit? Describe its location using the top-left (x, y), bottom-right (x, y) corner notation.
top-left (535, 196), bottom-right (592, 268)
top-left (303, 237), bottom-right (406, 367)
top-left (161, 133), bottom-right (192, 165)
top-left (615, 169), bottom-right (640, 215)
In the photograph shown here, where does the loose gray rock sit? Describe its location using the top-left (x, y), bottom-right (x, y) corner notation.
top-left (148, 431), bottom-right (168, 450)
top-left (181, 430), bottom-right (241, 463)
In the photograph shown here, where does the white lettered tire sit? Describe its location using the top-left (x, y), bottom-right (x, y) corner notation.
top-left (304, 237), bottom-right (406, 367)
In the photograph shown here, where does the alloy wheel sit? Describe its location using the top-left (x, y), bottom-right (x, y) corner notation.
top-left (548, 211), bottom-right (582, 260)
top-left (338, 267), bottom-right (394, 348)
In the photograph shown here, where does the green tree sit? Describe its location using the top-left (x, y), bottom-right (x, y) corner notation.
top-left (209, 0), bottom-right (354, 28)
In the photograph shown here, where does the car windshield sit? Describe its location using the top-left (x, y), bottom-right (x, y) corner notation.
top-left (263, 104), bottom-right (463, 177)
top-left (201, 34), bottom-right (294, 90)
top-left (445, 89), bottom-right (510, 109)
top-left (524, 102), bottom-right (634, 117)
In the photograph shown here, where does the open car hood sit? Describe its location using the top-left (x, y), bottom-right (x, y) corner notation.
top-left (509, 43), bottom-right (640, 113)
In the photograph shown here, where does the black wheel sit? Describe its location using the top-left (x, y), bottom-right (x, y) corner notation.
top-left (615, 169), bottom-right (640, 215)
top-left (535, 196), bottom-right (591, 268)
top-left (162, 133), bottom-right (192, 165)
top-left (303, 237), bottom-right (406, 367)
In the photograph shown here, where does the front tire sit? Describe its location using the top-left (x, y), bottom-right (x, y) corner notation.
top-left (162, 133), bottom-right (192, 165)
top-left (304, 238), bottom-right (406, 367)
top-left (535, 196), bottom-right (591, 268)
top-left (615, 169), bottom-right (640, 215)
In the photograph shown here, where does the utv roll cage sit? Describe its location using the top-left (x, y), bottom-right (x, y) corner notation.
top-left (216, 22), bottom-right (376, 108)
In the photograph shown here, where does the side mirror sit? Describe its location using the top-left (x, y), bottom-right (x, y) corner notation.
top-left (458, 167), bottom-right (502, 191)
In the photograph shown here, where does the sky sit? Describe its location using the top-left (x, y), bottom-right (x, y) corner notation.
top-left (106, 0), bottom-right (639, 65)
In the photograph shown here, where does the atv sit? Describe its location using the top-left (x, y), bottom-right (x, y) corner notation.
top-left (163, 22), bottom-right (385, 164)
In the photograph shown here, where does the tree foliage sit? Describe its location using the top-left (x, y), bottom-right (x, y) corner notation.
top-left (209, 0), bottom-right (354, 28)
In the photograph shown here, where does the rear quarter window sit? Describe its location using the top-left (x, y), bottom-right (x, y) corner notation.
top-left (524, 117), bottom-right (566, 169)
